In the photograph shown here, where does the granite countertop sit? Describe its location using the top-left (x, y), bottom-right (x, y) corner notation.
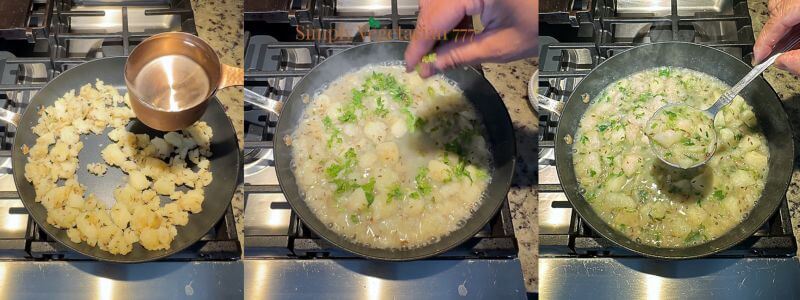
top-left (190, 0), bottom-right (244, 245)
top-left (748, 0), bottom-right (800, 257)
top-left (482, 59), bottom-right (539, 293)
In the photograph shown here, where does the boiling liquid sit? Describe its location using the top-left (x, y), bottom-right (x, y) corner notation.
top-left (132, 54), bottom-right (211, 112)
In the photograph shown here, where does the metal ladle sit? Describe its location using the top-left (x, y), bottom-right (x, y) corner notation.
top-left (647, 27), bottom-right (800, 169)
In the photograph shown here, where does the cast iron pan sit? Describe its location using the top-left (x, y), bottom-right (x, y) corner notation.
top-left (272, 41), bottom-right (516, 260)
top-left (12, 57), bottom-right (240, 263)
top-left (552, 42), bottom-right (794, 258)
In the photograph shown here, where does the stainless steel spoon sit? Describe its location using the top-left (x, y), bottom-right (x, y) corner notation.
top-left (647, 27), bottom-right (800, 169)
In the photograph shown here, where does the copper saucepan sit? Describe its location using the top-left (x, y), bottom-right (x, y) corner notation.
top-left (125, 32), bottom-right (244, 131)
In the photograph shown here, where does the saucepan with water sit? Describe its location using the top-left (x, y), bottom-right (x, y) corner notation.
top-left (125, 32), bottom-right (243, 131)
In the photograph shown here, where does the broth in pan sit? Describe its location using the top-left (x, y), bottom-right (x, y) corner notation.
top-left (572, 67), bottom-right (768, 248)
top-left (290, 65), bottom-right (492, 249)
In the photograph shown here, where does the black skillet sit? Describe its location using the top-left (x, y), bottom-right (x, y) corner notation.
top-left (8, 57), bottom-right (240, 263)
top-left (244, 41), bottom-right (516, 260)
top-left (537, 42), bottom-right (793, 259)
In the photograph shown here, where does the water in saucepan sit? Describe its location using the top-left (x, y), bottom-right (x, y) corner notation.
top-left (132, 54), bottom-right (211, 112)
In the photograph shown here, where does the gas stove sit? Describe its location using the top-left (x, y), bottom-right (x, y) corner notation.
top-left (243, 1), bottom-right (525, 298)
top-left (0, 1), bottom-right (241, 298)
top-left (537, 0), bottom-right (800, 298)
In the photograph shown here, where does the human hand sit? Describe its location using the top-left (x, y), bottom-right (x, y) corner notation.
top-left (405, 0), bottom-right (538, 78)
top-left (753, 0), bottom-right (800, 75)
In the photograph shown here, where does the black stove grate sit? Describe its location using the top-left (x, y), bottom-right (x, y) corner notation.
top-left (0, 0), bottom-right (241, 261)
top-left (537, 0), bottom-right (797, 258)
top-left (244, 2), bottom-right (519, 259)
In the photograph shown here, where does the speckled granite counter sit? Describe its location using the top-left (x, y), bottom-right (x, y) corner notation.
top-left (482, 59), bottom-right (539, 292)
top-left (748, 0), bottom-right (800, 256)
top-left (190, 0), bottom-right (244, 245)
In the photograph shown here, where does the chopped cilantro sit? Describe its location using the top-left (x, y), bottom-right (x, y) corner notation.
top-left (322, 116), bottom-right (343, 148)
top-left (325, 148), bottom-right (358, 181)
top-left (387, 184), bottom-right (403, 203)
top-left (658, 67), bottom-right (671, 77)
top-left (685, 228), bottom-right (706, 244)
top-left (444, 129), bottom-right (476, 157)
top-left (580, 135), bottom-right (589, 144)
top-left (351, 88), bottom-right (365, 106)
top-left (414, 167), bottom-right (432, 197)
top-left (324, 163), bottom-right (344, 179)
top-left (589, 169), bottom-right (597, 177)
top-left (349, 214), bottom-right (359, 224)
top-left (734, 133), bottom-right (743, 141)
top-left (374, 97), bottom-right (389, 117)
top-left (473, 168), bottom-right (489, 181)
top-left (402, 108), bottom-right (417, 132)
top-left (681, 138), bottom-right (695, 146)
top-left (422, 53), bottom-right (437, 63)
top-left (337, 88), bottom-right (366, 123)
top-left (664, 110), bottom-right (677, 121)
top-left (337, 109), bottom-right (357, 123)
top-left (333, 178), bottom-right (360, 195)
top-left (584, 191), bottom-right (597, 202)
top-left (713, 189), bottom-right (726, 201)
top-left (452, 158), bottom-right (473, 182)
top-left (362, 177), bottom-right (376, 207)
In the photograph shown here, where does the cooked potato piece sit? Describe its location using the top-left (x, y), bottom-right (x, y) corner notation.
top-left (178, 190), bottom-right (204, 213)
top-left (153, 177), bottom-right (176, 195)
top-left (128, 171), bottom-right (150, 191)
top-left (87, 163), bottom-right (108, 176)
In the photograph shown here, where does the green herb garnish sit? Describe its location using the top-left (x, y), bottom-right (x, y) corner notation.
top-left (713, 189), bottom-right (726, 201)
top-left (362, 177), bottom-right (376, 207)
top-left (333, 178), bottom-right (360, 195)
top-left (658, 67), bottom-right (671, 77)
top-left (422, 53), bottom-right (437, 64)
top-left (685, 228), bottom-right (706, 244)
top-left (414, 167), bottom-right (432, 197)
top-left (387, 184), bottom-right (403, 203)
top-left (322, 116), bottom-right (343, 148)
top-left (374, 97), bottom-right (389, 117)
top-left (452, 158), bottom-right (473, 182)
top-left (664, 110), bottom-right (677, 122)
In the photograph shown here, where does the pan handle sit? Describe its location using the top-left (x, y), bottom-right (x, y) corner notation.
top-left (536, 94), bottom-right (564, 116)
top-left (244, 88), bottom-right (283, 115)
top-left (219, 63), bottom-right (244, 89)
top-left (528, 70), bottom-right (564, 116)
top-left (0, 107), bottom-right (20, 127)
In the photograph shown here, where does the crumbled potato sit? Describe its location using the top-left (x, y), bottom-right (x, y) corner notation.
top-left (24, 80), bottom-right (214, 256)
top-left (87, 163), bottom-right (107, 176)
top-left (178, 189), bottom-right (204, 214)
top-left (128, 171), bottom-right (150, 191)
top-left (153, 177), bottom-right (176, 196)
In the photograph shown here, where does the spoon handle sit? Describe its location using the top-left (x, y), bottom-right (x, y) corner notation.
top-left (708, 26), bottom-right (800, 115)
top-left (708, 53), bottom-right (782, 115)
